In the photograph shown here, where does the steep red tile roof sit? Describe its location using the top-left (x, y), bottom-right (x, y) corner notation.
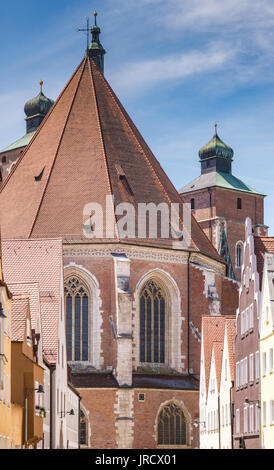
top-left (254, 236), bottom-right (274, 287)
top-left (2, 238), bottom-right (62, 363)
top-left (225, 318), bottom-right (236, 381)
top-left (11, 294), bottom-right (30, 342)
top-left (0, 57), bottom-right (222, 263)
top-left (212, 341), bottom-right (223, 391)
top-left (8, 282), bottom-right (40, 334)
top-left (202, 315), bottom-right (234, 396)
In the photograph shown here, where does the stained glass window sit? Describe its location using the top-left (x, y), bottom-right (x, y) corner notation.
top-left (65, 276), bottom-right (90, 362)
top-left (140, 280), bottom-right (166, 363)
top-left (158, 403), bottom-right (187, 446)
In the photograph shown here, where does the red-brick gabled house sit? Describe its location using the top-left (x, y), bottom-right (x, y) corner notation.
top-left (233, 218), bottom-right (274, 448)
top-left (0, 14), bottom-right (239, 448)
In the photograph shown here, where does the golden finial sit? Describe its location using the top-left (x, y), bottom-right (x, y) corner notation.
top-left (94, 11), bottom-right (98, 25)
top-left (40, 80), bottom-right (44, 92)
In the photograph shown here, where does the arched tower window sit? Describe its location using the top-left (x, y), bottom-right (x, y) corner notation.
top-left (236, 241), bottom-right (243, 269)
top-left (80, 409), bottom-right (88, 446)
top-left (64, 276), bottom-right (90, 362)
top-left (140, 279), bottom-right (167, 363)
top-left (157, 402), bottom-right (187, 446)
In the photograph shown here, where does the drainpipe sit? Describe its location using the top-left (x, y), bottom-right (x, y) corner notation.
top-left (49, 365), bottom-right (55, 449)
top-left (230, 382), bottom-right (234, 449)
top-left (187, 252), bottom-right (191, 374)
top-left (218, 394), bottom-right (221, 449)
top-left (208, 188), bottom-right (213, 243)
top-left (78, 396), bottom-right (81, 449)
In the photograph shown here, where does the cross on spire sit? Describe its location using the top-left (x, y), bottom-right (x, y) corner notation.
top-left (77, 17), bottom-right (90, 52)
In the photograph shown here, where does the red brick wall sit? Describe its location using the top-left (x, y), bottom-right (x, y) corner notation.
top-left (79, 388), bottom-right (118, 449)
top-left (132, 389), bottom-right (199, 449)
top-left (79, 388), bottom-right (199, 449)
top-left (0, 147), bottom-right (24, 181)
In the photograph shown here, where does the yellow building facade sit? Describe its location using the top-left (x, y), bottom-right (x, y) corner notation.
top-left (0, 246), bottom-right (44, 449)
top-left (259, 252), bottom-right (274, 449)
top-left (0, 252), bottom-right (22, 449)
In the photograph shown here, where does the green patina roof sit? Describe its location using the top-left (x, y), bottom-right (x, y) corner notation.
top-left (199, 126), bottom-right (234, 161)
top-left (216, 171), bottom-right (263, 195)
top-left (179, 170), bottom-right (265, 196)
top-left (1, 131), bottom-right (36, 153)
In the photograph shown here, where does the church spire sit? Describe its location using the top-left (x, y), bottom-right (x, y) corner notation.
top-left (87, 11), bottom-right (106, 74)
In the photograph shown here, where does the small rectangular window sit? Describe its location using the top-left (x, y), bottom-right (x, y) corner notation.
top-left (255, 351), bottom-right (260, 380)
top-left (237, 198), bottom-right (242, 210)
top-left (244, 407), bottom-right (248, 433)
top-left (263, 402), bottom-right (266, 426)
top-left (249, 354), bottom-right (254, 382)
top-left (263, 352), bottom-right (267, 376)
top-left (191, 198), bottom-right (195, 210)
top-left (269, 348), bottom-right (273, 373)
top-left (249, 405), bottom-right (254, 433)
top-left (236, 409), bottom-right (240, 434)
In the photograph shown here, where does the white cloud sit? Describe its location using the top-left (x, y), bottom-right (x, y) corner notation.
top-left (109, 42), bottom-right (236, 93)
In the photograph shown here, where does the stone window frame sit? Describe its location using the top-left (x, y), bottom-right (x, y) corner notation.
top-left (235, 241), bottom-right (244, 269)
top-left (154, 399), bottom-right (192, 448)
top-left (133, 269), bottom-right (182, 372)
top-left (64, 263), bottom-right (103, 369)
top-left (64, 275), bottom-right (91, 362)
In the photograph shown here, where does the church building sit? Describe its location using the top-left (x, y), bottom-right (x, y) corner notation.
top-left (0, 13), bottom-right (239, 449)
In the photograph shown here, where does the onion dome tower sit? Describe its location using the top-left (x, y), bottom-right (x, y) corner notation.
top-left (24, 81), bottom-right (54, 134)
top-left (199, 124), bottom-right (234, 175)
top-left (87, 12), bottom-right (106, 73)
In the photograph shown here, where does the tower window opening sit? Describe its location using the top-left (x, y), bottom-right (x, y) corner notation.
top-left (237, 198), bottom-right (242, 210)
top-left (191, 198), bottom-right (195, 210)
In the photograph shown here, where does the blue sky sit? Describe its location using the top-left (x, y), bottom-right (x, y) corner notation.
top-left (1, 0), bottom-right (274, 232)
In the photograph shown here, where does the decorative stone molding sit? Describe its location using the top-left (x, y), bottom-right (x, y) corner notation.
top-left (63, 245), bottom-right (189, 265)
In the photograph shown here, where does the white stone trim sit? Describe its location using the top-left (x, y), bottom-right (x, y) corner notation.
top-left (64, 262), bottom-right (103, 369)
top-left (132, 268), bottom-right (182, 371)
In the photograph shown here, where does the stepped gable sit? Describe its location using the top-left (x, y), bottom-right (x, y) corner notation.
top-left (202, 315), bottom-right (227, 396)
top-left (225, 318), bottom-right (236, 380)
top-left (254, 237), bottom-right (274, 287)
top-left (212, 341), bottom-right (223, 391)
top-left (0, 56), bottom-right (222, 262)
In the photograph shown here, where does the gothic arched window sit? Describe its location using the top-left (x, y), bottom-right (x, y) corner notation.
top-left (80, 409), bottom-right (88, 446)
top-left (140, 279), bottom-right (167, 363)
top-left (236, 241), bottom-right (243, 269)
top-left (157, 402), bottom-right (187, 446)
top-left (64, 276), bottom-right (90, 362)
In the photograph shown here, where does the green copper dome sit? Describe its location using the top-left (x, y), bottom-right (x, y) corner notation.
top-left (24, 81), bottom-right (54, 118)
top-left (199, 125), bottom-right (234, 161)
